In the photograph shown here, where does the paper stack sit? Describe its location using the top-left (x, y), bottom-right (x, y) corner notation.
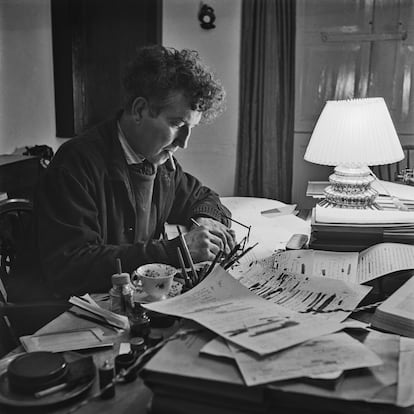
top-left (307, 181), bottom-right (414, 252)
top-left (371, 275), bottom-right (414, 338)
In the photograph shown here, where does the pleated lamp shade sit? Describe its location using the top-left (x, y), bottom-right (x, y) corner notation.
top-left (304, 97), bottom-right (404, 168)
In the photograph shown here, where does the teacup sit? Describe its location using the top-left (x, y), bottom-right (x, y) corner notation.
top-left (134, 263), bottom-right (177, 300)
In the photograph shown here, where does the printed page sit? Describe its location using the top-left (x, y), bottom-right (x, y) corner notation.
top-left (269, 249), bottom-right (359, 282)
top-left (200, 335), bottom-right (344, 382)
top-left (357, 243), bottom-right (414, 283)
top-left (312, 250), bottom-right (359, 282)
top-left (144, 266), bottom-right (342, 356)
top-left (231, 332), bottom-right (381, 387)
top-left (273, 250), bottom-right (315, 274)
top-left (237, 255), bottom-right (370, 323)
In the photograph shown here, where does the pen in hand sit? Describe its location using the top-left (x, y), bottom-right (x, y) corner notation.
top-left (190, 218), bottom-right (200, 227)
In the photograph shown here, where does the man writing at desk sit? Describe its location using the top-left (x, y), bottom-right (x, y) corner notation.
top-left (33, 45), bottom-right (235, 299)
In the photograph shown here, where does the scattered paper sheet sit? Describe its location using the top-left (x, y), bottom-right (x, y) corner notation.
top-left (69, 296), bottom-right (129, 330)
top-left (270, 249), bottom-right (359, 282)
top-left (357, 242), bottom-right (414, 283)
top-left (200, 335), bottom-right (233, 359)
top-left (260, 204), bottom-right (297, 217)
top-left (19, 327), bottom-right (113, 353)
top-left (237, 254), bottom-right (370, 323)
top-left (230, 332), bottom-right (382, 387)
top-left (200, 335), bottom-right (344, 382)
top-left (397, 337), bottom-right (414, 407)
top-left (247, 243), bottom-right (414, 285)
top-left (144, 266), bottom-right (343, 356)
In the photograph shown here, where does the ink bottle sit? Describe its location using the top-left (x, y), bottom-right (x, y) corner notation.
top-left (130, 337), bottom-right (147, 359)
top-left (147, 330), bottom-right (163, 348)
top-left (128, 302), bottom-right (151, 340)
top-left (99, 360), bottom-right (115, 399)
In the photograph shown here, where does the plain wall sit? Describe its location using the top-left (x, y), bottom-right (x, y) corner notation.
top-left (163, 0), bottom-right (241, 196)
top-left (0, 0), bottom-right (241, 197)
top-left (0, 0), bottom-right (61, 154)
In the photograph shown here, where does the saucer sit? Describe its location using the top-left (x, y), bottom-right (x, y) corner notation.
top-left (0, 352), bottom-right (95, 408)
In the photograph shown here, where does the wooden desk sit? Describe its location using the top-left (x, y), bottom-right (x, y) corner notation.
top-left (2, 309), bottom-right (153, 414)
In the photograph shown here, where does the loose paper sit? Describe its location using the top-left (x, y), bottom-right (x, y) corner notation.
top-left (238, 254), bottom-right (370, 323)
top-left (231, 332), bottom-right (382, 386)
top-left (144, 266), bottom-right (342, 356)
top-left (271, 249), bottom-right (359, 282)
top-left (19, 327), bottom-right (113, 353)
top-left (256, 243), bottom-right (414, 285)
top-left (357, 242), bottom-right (414, 284)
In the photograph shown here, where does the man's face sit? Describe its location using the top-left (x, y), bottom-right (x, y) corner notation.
top-left (132, 92), bottom-right (202, 166)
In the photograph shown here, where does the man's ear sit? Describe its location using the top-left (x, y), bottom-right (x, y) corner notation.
top-left (131, 97), bottom-right (148, 122)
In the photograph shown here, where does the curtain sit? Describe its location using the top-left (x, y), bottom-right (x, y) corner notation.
top-left (236, 0), bottom-right (296, 203)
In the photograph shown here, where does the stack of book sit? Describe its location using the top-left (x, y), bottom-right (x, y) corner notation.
top-left (310, 208), bottom-right (414, 251)
top-left (307, 181), bottom-right (414, 251)
top-left (371, 275), bottom-right (414, 337)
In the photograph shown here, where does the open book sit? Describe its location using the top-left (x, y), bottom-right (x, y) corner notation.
top-left (371, 276), bottom-right (414, 337)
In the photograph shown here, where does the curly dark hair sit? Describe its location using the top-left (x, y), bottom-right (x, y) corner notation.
top-left (122, 45), bottom-right (226, 123)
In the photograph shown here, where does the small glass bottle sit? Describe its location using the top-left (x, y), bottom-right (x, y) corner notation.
top-left (147, 330), bottom-right (163, 348)
top-left (130, 336), bottom-right (147, 359)
top-left (110, 273), bottom-right (134, 315)
top-left (128, 302), bottom-right (151, 340)
top-left (99, 360), bottom-right (115, 399)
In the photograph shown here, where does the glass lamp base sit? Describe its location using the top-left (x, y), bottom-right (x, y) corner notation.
top-left (319, 165), bottom-right (379, 209)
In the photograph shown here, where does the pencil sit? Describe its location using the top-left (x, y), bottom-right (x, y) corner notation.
top-left (190, 218), bottom-right (200, 227)
top-left (203, 250), bottom-right (223, 279)
top-left (224, 242), bottom-right (259, 270)
top-left (67, 309), bottom-right (119, 332)
top-left (177, 247), bottom-right (192, 288)
top-left (222, 238), bottom-right (244, 267)
top-left (176, 226), bottom-right (198, 284)
top-left (220, 213), bottom-right (250, 229)
top-left (168, 151), bottom-right (176, 171)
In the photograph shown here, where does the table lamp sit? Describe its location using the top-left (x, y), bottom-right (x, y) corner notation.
top-left (304, 97), bottom-right (404, 208)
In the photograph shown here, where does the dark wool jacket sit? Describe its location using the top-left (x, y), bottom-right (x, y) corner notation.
top-left (34, 115), bottom-right (231, 298)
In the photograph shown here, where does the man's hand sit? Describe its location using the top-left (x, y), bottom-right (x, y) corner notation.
top-left (187, 217), bottom-right (236, 259)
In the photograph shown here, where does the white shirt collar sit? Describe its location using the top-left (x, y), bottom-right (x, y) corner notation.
top-left (117, 121), bottom-right (145, 165)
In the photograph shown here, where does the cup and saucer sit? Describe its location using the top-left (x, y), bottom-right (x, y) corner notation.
top-left (132, 263), bottom-right (182, 304)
